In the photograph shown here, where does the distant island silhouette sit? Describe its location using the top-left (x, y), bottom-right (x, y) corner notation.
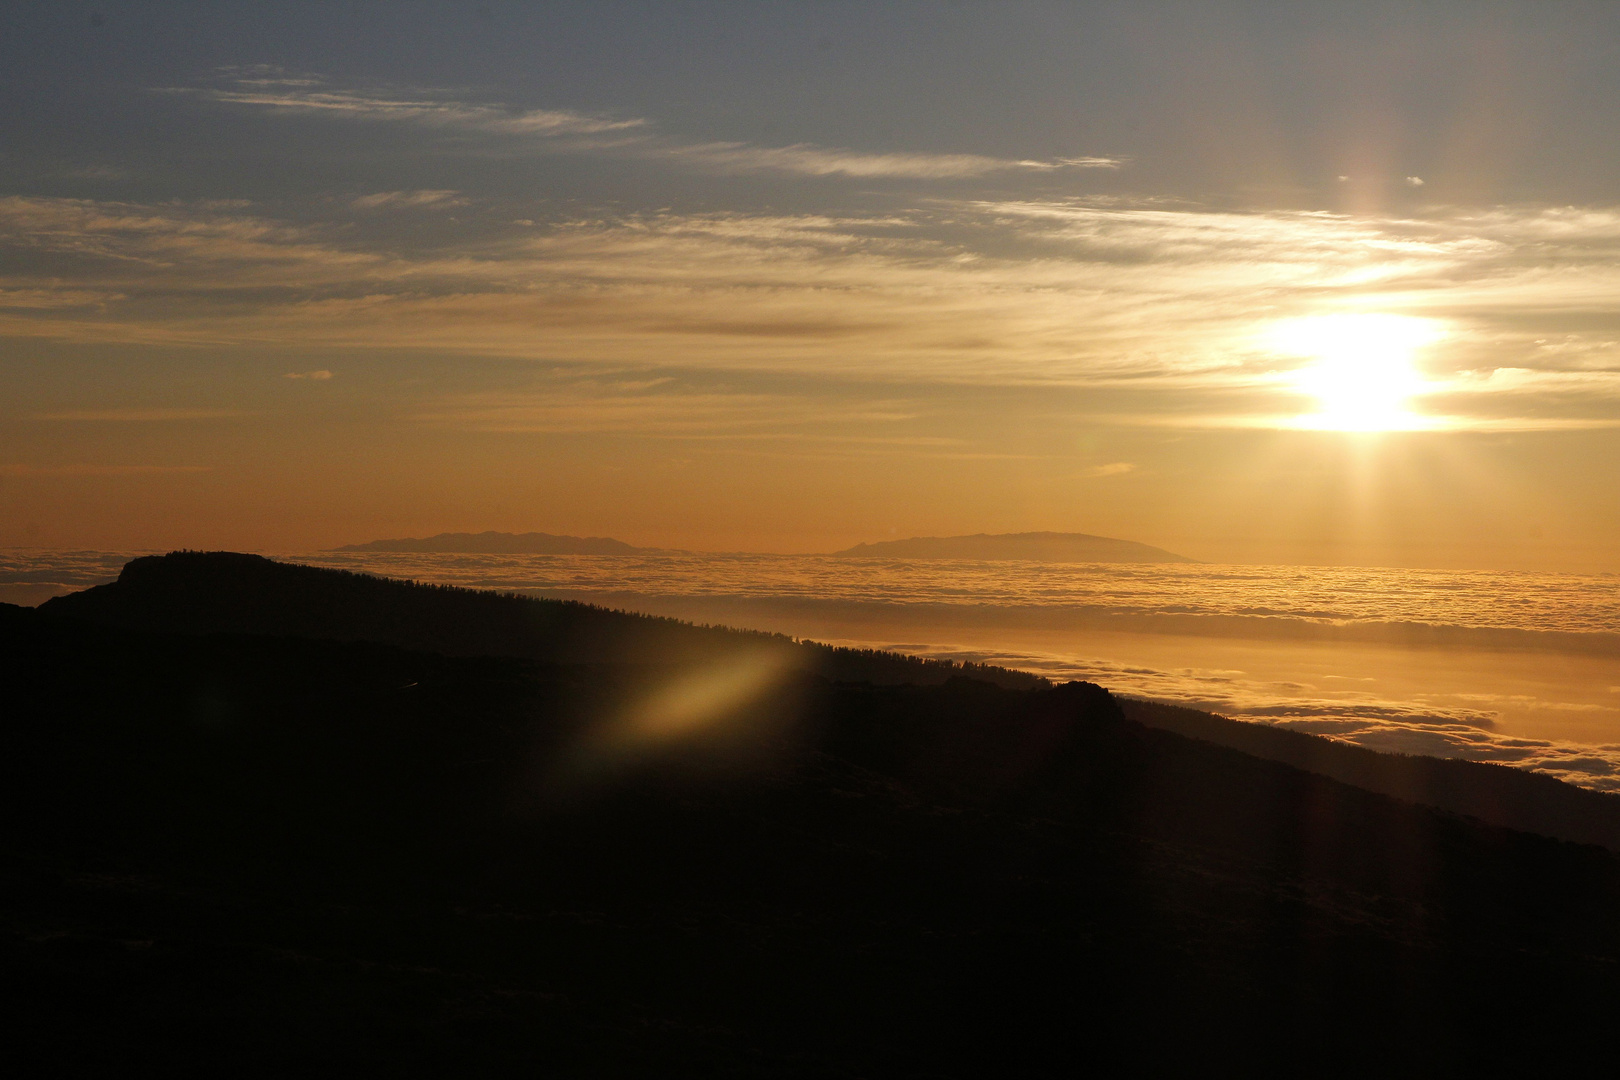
top-left (331, 530), bottom-right (648, 554)
top-left (831, 531), bottom-right (1195, 563)
top-left (332, 528), bottom-right (1194, 562)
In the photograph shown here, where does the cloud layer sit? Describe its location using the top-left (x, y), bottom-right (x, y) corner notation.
top-left (4, 191), bottom-right (1620, 430)
top-left (3, 68), bottom-right (1620, 437)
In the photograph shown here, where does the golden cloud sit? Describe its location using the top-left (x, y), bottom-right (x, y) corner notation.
top-left (3, 194), bottom-right (1620, 430)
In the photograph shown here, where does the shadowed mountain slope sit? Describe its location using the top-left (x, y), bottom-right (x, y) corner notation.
top-left (9, 599), bottom-right (1620, 1074)
top-left (13, 554), bottom-right (1620, 1072)
top-left (830, 530), bottom-right (1194, 562)
top-left (1120, 697), bottom-right (1620, 852)
top-left (41, 552), bottom-right (1044, 691)
top-left (46, 553), bottom-right (1618, 851)
top-left (329, 530), bottom-right (647, 554)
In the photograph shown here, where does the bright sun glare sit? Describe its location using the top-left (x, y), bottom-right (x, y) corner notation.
top-left (1269, 313), bottom-right (1445, 431)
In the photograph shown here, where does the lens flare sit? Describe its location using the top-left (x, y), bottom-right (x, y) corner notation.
top-left (1268, 314), bottom-right (1445, 431)
top-left (617, 652), bottom-right (788, 746)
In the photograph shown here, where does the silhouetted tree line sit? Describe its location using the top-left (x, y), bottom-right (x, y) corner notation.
top-left (45, 552), bottom-right (1047, 691)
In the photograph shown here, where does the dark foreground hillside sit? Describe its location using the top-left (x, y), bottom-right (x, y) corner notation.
top-left (7, 555), bottom-right (1620, 1075)
top-left (43, 552), bottom-right (1045, 691)
top-left (1119, 697), bottom-right (1620, 851)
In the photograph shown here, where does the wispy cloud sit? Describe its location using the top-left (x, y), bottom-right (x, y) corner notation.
top-left (350, 190), bottom-right (467, 210)
top-left (171, 69), bottom-right (1121, 180)
top-left (0, 194), bottom-right (369, 272)
top-left (1053, 156), bottom-right (1127, 169)
top-left (170, 67), bottom-right (644, 137)
top-left (657, 141), bottom-right (1124, 179)
top-left (283, 370), bottom-right (334, 380)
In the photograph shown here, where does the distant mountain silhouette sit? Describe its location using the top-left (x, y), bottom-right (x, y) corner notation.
top-left (13, 551), bottom-right (1620, 1072)
top-left (333, 529), bottom-right (1197, 562)
top-left (830, 530), bottom-right (1194, 562)
top-left (331, 530), bottom-right (646, 554)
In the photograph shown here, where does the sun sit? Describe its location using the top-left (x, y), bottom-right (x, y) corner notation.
top-left (1268, 313), bottom-right (1445, 431)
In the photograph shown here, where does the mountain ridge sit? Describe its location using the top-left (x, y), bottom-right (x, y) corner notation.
top-left (40, 551), bottom-right (1045, 691)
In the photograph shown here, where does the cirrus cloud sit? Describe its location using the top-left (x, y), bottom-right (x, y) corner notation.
top-left (166, 68), bottom-right (1124, 180)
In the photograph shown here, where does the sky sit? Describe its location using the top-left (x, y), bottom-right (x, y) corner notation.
top-left (4, 1), bottom-right (1620, 568)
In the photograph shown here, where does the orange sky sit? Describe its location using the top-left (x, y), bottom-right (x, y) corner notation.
top-left (4, 3), bottom-right (1620, 569)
